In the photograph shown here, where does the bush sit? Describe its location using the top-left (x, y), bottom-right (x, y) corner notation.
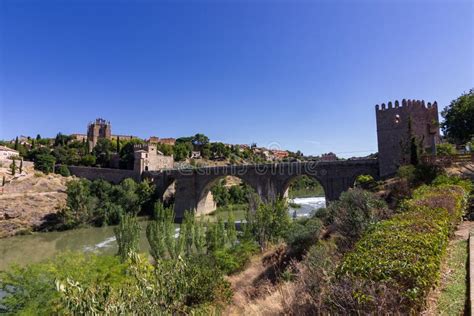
top-left (213, 241), bottom-right (259, 274)
top-left (114, 214), bottom-right (141, 262)
top-left (437, 143), bottom-right (457, 156)
top-left (397, 164), bottom-right (417, 184)
top-left (56, 165), bottom-right (71, 177)
top-left (354, 174), bottom-right (376, 190)
top-left (286, 217), bottom-right (323, 257)
top-left (327, 189), bottom-right (390, 251)
top-left (336, 184), bottom-right (468, 313)
top-left (0, 253), bottom-right (127, 314)
top-left (34, 154), bottom-right (56, 174)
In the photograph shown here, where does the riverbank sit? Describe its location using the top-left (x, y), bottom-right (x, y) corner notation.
top-left (0, 196), bottom-right (326, 270)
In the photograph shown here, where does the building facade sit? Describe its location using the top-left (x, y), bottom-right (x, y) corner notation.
top-left (375, 99), bottom-right (441, 177)
top-left (133, 144), bottom-right (174, 173)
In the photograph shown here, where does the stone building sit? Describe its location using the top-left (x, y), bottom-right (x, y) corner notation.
top-left (87, 118), bottom-right (111, 152)
top-left (375, 99), bottom-right (440, 177)
top-left (85, 118), bottom-right (136, 152)
top-left (147, 137), bottom-right (176, 146)
top-left (133, 144), bottom-right (174, 173)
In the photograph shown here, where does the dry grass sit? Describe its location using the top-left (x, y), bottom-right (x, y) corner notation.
top-left (225, 246), bottom-right (296, 316)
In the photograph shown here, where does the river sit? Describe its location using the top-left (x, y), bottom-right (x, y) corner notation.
top-left (0, 196), bottom-right (325, 271)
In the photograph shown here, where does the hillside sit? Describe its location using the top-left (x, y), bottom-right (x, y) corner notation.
top-left (0, 173), bottom-right (68, 238)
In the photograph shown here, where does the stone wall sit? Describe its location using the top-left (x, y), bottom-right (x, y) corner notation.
top-left (67, 165), bottom-right (139, 183)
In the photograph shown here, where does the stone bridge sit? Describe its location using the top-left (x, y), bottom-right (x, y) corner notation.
top-left (144, 159), bottom-right (379, 219)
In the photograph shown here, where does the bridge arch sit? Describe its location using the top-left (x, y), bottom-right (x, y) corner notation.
top-left (195, 175), bottom-right (258, 215)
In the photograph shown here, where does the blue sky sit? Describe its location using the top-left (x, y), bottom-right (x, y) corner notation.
top-left (0, 0), bottom-right (472, 157)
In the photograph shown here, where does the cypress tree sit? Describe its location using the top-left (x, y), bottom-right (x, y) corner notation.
top-left (10, 159), bottom-right (16, 176)
top-left (2, 175), bottom-right (5, 186)
top-left (117, 136), bottom-right (120, 153)
top-left (14, 137), bottom-right (19, 151)
top-left (19, 160), bottom-right (23, 174)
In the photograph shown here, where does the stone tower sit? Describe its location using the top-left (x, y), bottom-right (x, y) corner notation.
top-left (375, 99), bottom-right (440, 177)
top-left (87, 118), bottom-right (112, 152)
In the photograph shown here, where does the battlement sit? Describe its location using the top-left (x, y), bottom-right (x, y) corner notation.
top-left (88, 118), bottom-right (111, 127)
top-left (375, 99), bottom-right (438, 111)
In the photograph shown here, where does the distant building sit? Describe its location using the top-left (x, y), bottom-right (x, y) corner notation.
top-left (321, 152), bottom-right (337, 161)
top-left (87, 118), bottom-right (112, 152)
top-left (85, 118), bottom-right (137, 152)
top-left (271, 150), bottom-right (289, 160)
top-left (71, 133), bottom-right (87, 142)
top-left (191, 151), bottom-right (201, 159)
top-left (147, 137), bottom-right (176, 146)
top-left (133, 144), bottom-right (174, 173)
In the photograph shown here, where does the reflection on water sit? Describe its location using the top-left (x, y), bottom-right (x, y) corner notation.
top-left (0, 196), bottom-right (325, 271)
top-left (0, 221), bottom-right (154, 271)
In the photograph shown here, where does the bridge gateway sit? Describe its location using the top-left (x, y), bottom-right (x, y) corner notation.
top-left (144, 159), bottom-right (379, 219)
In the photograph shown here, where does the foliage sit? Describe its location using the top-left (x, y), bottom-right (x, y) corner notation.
top-left (336, 184), bottom-right (468, 312)
top-left (210, 178), bottom-right (252, 207)
top-left (213, 241), bottom-right (259, 274)
top-left (34, 153), bottom-right (56, 174)
top-left (397, 163), bottom-right (444, 187)
top-left (436, 142), bottom-right (457, 156)
top-left (354, 174), bottom-right (376, 190)
top-left (0, 253), bottom-right (127, 315)
top-left (442, 88), bottom-right (474, 144)
top-left (119, 138), bottom-right (144, 169)
top-left (57, 178), bottom-right (154, 229)
top-left (114, 214), bottom-right (141, 262)
top-left (286, 217), bottom-right (323, 257)
top-left (288, 175), bottom-right (325, 198)
top-left (327, 188), bottom-right (390, 251)
top-left (56, 165), bottom-right (71, 177)
top-left (245, 198), bottom-right (291, 249)
top-left (92, 138), bottom-right (114, 167)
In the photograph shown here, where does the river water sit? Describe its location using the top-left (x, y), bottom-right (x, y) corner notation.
top-left (0, 196), bottom-right (325, 271)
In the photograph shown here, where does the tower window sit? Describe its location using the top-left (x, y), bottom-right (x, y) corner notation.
top-left (395, 114), bottom-right (400, 124)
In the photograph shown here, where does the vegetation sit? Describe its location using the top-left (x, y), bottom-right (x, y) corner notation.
top-left (437, 142), bottom-right (457, 156)
top-left (335, 183), bottom-right (468, 313)
top-left (114, 213), bottom-right (141, 262)
top-left (442, 88), bottom-right (474, 145)
top-left (54, 178), bottom-right (154, 229)
top-left (434, 240), bottom-right (468, 315)
top-left (288, 175), bottom-right (324, 198)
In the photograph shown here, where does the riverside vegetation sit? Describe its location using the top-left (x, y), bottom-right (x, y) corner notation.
top-left (1, 163), bottom-right (471, 314)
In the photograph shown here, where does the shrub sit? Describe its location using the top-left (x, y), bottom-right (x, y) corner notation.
top-left (56, 165), bottom-right (71, 177)
top-left (213, 241), bottom-right (259, 274)
top-left (286, 217), bottom-right (323, 257)
top-left (354, 174), bottom-right (376, 190)
top-left (397, 164), bottom-right (417, 184)
top-left (436, 143), bottom-right (457, 156)
top-left (327, 189), bottom-right (390, 251)
top-left (336, 184), bottom-right (468, 313)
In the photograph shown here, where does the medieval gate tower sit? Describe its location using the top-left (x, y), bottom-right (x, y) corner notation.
top-left (375, 99), bottom-right (441, 177)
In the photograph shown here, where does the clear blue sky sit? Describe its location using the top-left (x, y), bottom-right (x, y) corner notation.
top-left (0, 0), bottom-right (472, 157)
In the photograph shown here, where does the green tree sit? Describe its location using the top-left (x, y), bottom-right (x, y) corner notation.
top-left (93, 138), bottom-right (113, 167)
top-left (174, 142), bottom-right (191, 161)
top-left (57, 165), bottom-right (71, 177)
top-left (442, 89), bottom-right (474, 144)
top-left (34, 154), bottom-right (56, 174)
top-left (227, 211), bottom-right (237, 247)
top-left (80, 154), bottom-right (96, 166)
top-left (119, 139), bottom-right (144, 169)
top-left (114, 214), bottom-right (141, 262)
top-left (10, 159), bottom-right (16, 176)
top-left (14, 136), bottom-right (19, 151)
top-left (36, 134), bottom-right (41, 141)
top-left (19, 160), bottom-right (23, 174)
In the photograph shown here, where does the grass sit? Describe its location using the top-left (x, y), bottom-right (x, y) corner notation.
top-left (435, 239), bottom-right (468, 316)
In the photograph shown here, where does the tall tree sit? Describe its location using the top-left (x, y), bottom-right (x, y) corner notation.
top-left (442, 89), bottom-right (474, 144)
top-left (14, 137), bottom-right (19, 151)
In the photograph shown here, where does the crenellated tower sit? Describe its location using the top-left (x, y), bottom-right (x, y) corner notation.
top-left (87, 118), bottom-right (112, 152)
top-left (375, 99), bottom-right (440, 177)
